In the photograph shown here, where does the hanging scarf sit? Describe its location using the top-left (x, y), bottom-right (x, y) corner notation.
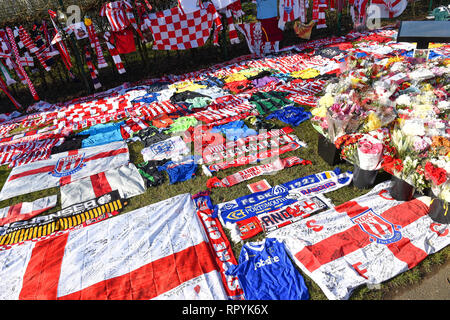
top-left (85, 18), bottom-right (108, 69)
top-left (13, 28), bottom-right (34, 68)
top-left (104, 31), bottom-right (126, 74)
top-left (6, 27), bottom-right (39, 101)
top-left (18, 26), bottom-right (51, 71)
top-left (0, 60), bottom-right (16, 86)
top-left (84, 46), bottom-right (102, 90)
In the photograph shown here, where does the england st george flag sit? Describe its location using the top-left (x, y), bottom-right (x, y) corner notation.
top-left (270, 181), bottom-right (450, 300)
top-left (60, 163), bottom-right (146, 209)
top-left (0, 141), bottom-right (129, 201)
top-left (0, 193), bottom-right (231, 300)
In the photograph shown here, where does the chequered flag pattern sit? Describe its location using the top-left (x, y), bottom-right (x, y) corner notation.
top-left (147, 2), bottom-right (222, 51)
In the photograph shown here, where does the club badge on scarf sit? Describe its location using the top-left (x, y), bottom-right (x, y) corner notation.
top-left (215, 168), bottom-right (353, 225)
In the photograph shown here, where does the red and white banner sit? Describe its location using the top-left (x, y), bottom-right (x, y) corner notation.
top-left (0, 193), bottom-right (230, 300)
top-left (0, 195), bottom-right (57, 226)
top-left (207, 156), bottom-right (311, 189)
top-left (0, 141), bottom-right (129, 201)
top-left (60, 163), bottom-right (146, 209)
top-left (271, 181), bottom-right (450, 300)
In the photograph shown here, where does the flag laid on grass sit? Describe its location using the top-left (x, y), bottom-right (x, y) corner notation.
top-left (0, 193), bottom-right (231, 300)
top-left (0, 141), bottom-right (129, 201)
top-left (60, 163), bottom-right (146, 209)
top-left (270, 181), bottom-right (450, 300)
top-left (0, 195), bottom-right (57, 226)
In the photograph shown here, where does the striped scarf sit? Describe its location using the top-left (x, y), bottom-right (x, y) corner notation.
top-left (13, 28), bottom-right (34, 68)
top-left (225, 9), bottom-right (240, 45)
top-left (85, 20), bottom-right (108, 69)
top-left (6, 27), bottom-right (40, 101)
top-left (104, 31), bottom-right (126, 74)
top-left (18, 26), bottom-right (51, 71)
top-left (84, 46), bottom-right (102, 90)
top-left (48, 10), bottom-right (73, 73)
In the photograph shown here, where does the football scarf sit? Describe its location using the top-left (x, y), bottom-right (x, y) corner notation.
top-left (147, 2), bottom-right (222, 50)
top-left (205, 139), bottom-right (304, 172)
top-left (0, 191), bottom-right (126, 248)
top-left (207, 156), bottom-right (311, 189)
top-left (270, 181), bottom-right (450, 300)
top-left (0, 75), bottom-right (21, 111)
top-left (0, 59), bottom-right (17, 86)
top-left (6, 28), bottom-right (39, 101)
top-left (84, 46), bottom-right (102, 90)
top-left (60, 163), bottom-right (146, 209)
top-left (48, 10), bottom-right (73, 72)
top-left (0, 195), bottom-right (57, 227)
top-left (104, 31), bottom-right (126, 74)
top-left (31, 24), bottom-right (57, 68)
top-left (85, 18), bottom-right (108, 69)
top-left (202, 127), bottom-right (301, 164)
top-left (0, 141), bottom-right (129, 201)
top-left (12, 27), bottom-right (34, 68)
top-left (215, 168), bottom-right (353, 225)
top-left (0, 193), bottom-right (230, 300)
top-left (253, 195), bottom-right (329, 234)
top-left (192, 191), bottom-right (245, 300)
top-left (225, 8), bottom-right (240, 45)
top-left (18, 26), bottom-right (51, 71)
top-left (100, 0), bottom-right (134, 32)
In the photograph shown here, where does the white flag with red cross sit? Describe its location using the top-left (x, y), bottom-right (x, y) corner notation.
top-left (0, 141), bottom-right (129, 201)
top-left (271, 181), bottom-right (450, 300)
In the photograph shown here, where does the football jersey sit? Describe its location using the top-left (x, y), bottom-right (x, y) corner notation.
top-left (226, 238), bottom-right (309, 300)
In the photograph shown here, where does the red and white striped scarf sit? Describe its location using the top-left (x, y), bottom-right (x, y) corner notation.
top-left (85, 21), bottom-right (108, 69)
top-left (0, 75), bottom-right (21, 111)
top-left (84, 46), bottom-right (102, 90)
top-left (6, 27), bottom-right (39, 101)
top-left (104, 31), bottom-right (126, 74)
top-left (18, 26), bottom-right (51, 71)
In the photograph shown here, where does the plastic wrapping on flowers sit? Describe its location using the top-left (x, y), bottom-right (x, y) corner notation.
top-left (312, 51), bottom-right (449, 197)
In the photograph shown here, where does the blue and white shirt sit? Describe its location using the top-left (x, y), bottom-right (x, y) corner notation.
top-left (227, 238), bottom-right (309, 300)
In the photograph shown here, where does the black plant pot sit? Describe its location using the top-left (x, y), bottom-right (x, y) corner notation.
top-left (353, 165), bottom-right (378, 189)
top-left (390, 175), bottom-right (415, 201)
top-left (317, 134), bottom-right (343, 166)
top-left (428, 197), bottom-right (450, 224)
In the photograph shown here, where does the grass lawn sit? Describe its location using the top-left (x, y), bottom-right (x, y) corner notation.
top-left (0, 0), bottom-right (448, 300)
top-left (0, 114), bottom-right (448, 300)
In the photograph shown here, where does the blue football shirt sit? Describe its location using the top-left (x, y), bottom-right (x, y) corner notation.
top-left (227, 238), bottom-right (309, 300)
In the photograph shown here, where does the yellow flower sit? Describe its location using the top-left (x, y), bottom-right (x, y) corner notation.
top-left (422, 83), bottom-right (433, 91)
top-left (318, 93), bottom-right (334, 109)
top-left (365, 112), bottom-right (381, 131)
top-left (386, 56), bottom-right (403, 68)
top-left (311, 105), bottom-right (327, 118)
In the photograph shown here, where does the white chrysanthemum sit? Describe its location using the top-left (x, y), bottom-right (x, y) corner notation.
top-left (395, 94), bottom-right (412, 106)
top-left (401, 120), bottom-right (425, 136)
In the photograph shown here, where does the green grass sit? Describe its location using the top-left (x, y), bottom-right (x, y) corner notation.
top-left (1, 113), bottom-right (448, 300)
top-left (0, 0), bottom-right (448, 299)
